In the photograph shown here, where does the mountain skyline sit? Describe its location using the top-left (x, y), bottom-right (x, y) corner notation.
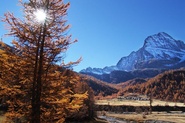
top-left (0, 0), bottom-right (185, 72)
top-left (81, 32), bottom-right (185, 75)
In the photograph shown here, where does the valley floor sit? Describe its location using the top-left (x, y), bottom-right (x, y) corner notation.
top-left (95, 98), bottom-right (185, 107)
top-left (97, 111), bottom-right (185, 123)
top-left (96, 99), bottom-right (185, 122)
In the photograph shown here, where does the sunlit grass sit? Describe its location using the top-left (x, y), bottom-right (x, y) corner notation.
top-left (95, 98), bottom-right (185, 107)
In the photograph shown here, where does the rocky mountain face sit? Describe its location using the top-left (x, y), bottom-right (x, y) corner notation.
top-left (80, 32), bottom-right (185, 83)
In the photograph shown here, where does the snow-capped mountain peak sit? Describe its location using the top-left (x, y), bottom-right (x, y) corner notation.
top-left (144, 32), bottom-right (185, 50)
top-left (117, 32), bottom-right (185, 70)
top-left (80, 32), bottom-right (185, 75)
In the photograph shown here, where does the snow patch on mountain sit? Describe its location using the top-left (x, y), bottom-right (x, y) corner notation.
top-left (80, 66), bottom-right (119, 75)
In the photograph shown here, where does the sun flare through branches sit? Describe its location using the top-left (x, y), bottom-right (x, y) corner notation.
top-left (34, 9), bottom-right (47, 23)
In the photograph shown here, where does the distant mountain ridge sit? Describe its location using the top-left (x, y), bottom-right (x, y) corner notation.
top-left (81, 32), bottom-right (185, 76)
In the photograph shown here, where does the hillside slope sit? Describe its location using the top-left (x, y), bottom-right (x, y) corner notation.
top-left (79, 74), bottom-right (118, 96)
top-left (121, 69), bottom-right (185, 102)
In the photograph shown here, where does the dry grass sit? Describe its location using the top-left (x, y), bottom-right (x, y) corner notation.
top-left (0, 116), bottom-right (6, 123)
top-left (104, 112), bottom-right (185, 123)
top-left (95, 98), bottom-right (185, 107)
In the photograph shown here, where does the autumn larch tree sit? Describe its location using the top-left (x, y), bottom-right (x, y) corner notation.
top-left (2, 0), bottom-right (81, 122)
top-left (0, 42), bottom-right (32, 122)
top-left (0, 47), bottom-right (92, 122)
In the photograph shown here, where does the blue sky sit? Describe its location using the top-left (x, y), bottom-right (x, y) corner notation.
top-left (0, 0), bottom-right (185, 72)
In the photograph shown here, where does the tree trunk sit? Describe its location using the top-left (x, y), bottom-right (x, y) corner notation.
top-left (31, 27), bottom-right (42, 123)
